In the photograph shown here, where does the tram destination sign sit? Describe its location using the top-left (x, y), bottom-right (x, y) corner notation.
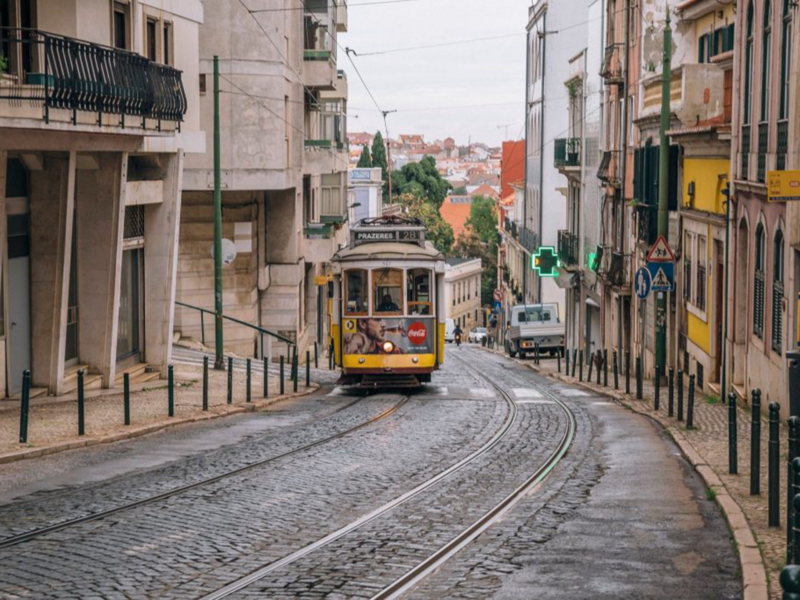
top-left (352, 227), bottom-right (426, 247)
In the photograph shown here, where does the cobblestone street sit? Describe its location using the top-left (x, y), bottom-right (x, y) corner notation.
top-left (0, 347), bottom-right (741, 599)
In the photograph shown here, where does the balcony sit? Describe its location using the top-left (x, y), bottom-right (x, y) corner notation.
top-left (554, 138), bottom-right (581, 168)
top-left (757, 122), bottom-right (768, 183)
top-left (600, 44), bottom-right (624, 86)
top-left (303, 10), bottom-right (337, 90)
top-left (557, 230), bottom-right (579, 269)
top-left (0, 28), bottom-right (186, 129)
top-left (597, 150), bottom-right (621, 187)
top-left (778, 119), bottom-right (788, 171)
top-left (636, 206), bottom-right (657, 246)
top-left (598, 248), bottom-right (632, 292)
top-left (303, 223), bottom-right (333, 239)
top-left (519, 226), bottom-right (537, 254)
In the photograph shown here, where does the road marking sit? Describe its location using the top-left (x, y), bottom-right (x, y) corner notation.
top-left (469, 388), bottom-right (495, 398)
top-left (557, 388), bottom-right (590, 397)
top-left (591, 401), bottom-right (614, 406)
top-left (512, 388), bottom-right (543, 399)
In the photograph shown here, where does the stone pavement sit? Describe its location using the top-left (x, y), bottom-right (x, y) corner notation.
top-left (488, 346), bottom-right (780, 600)
top-left (0, 361), bottom-right (321, 462)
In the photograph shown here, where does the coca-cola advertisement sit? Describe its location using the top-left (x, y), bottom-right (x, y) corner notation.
top-left (342, 318), bottom-right (434, 355)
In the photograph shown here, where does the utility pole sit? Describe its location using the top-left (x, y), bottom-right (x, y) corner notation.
top-left (213, 55), bottom-right (224, 370)
top-left (655, 5), bottom-right (672, 374)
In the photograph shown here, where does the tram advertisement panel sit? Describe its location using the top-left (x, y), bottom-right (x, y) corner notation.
top-left (342, 318), bottom-right (433, 355)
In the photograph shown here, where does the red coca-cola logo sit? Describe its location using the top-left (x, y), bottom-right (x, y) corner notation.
top-left (407, 322), bottom-right (427, 345)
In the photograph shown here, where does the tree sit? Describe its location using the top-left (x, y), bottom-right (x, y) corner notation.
top-left (356, 145), bottom-right (372, 168)
top-left (453, 196), bottom-right (499, 305)
top-left (452, 186), bottom-right (468, 195)
top-left (398, 193), bottom-right (454, 255)
top-left (391, 156), bottom-right (452, 209)
top-left (371, 131), bottom-right (389, 201)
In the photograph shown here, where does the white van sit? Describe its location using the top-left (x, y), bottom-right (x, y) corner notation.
top-left (445, 319), bottom-right (456, 343)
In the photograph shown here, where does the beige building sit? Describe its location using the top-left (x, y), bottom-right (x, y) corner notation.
top-left (0, 0), bottom-right (204, 398)
top-left (445, 258), bottom-right (482, 332)
top-left (176, 0), bottom-right (349, 360)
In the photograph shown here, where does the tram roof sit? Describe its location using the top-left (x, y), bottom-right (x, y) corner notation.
top-left (333, 240), bottom-right (445, 263)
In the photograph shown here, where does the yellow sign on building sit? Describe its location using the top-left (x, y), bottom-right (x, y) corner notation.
top-left (768, 171), bottom-right (800, 202)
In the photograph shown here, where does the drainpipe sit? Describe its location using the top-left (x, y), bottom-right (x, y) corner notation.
top-left (619, 0), bottom-right (631, 354)
top-left (538, 15), bottom-right (547, 303)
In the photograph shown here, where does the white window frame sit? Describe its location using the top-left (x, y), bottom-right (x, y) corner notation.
top-left (684, 223), bottom-right (709, 322)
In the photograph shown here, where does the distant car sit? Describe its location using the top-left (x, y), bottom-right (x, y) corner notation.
top-left (469, 327), bottom-right (488, 344)
top-left (445, 319), bottom-right (456, 343)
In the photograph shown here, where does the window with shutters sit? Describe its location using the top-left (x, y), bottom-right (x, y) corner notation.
top-left (696, 236), bottom-right (707, 311)
top-left (683, 232), bottom-right (693, 302)
top-left (754, 224), bottom-right (766, 338)
top-left (772, 230), bottom-right (784, 354)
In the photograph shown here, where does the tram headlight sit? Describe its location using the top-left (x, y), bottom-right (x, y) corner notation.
top-left (412, 356), bottom-right (419, 364)
top-left (358, 357), bottom-right (365, 364)
top-left (382, 341), bottom-right (395, 353)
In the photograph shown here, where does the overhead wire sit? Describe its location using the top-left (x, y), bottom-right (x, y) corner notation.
top-left (249, 0), bottom-right (419, 12)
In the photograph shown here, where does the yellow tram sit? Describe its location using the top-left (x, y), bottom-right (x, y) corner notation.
top-left (330, 216), bottom-right (447, 388)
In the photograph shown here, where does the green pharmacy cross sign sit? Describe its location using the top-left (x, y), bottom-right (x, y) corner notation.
top-left (532, 246), bottom-right (560, 278)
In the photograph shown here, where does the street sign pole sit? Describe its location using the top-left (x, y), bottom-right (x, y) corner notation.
top-left (656, 5), bottom-right (672, 375)
top-left (213, 55), bottom-right (224, 370)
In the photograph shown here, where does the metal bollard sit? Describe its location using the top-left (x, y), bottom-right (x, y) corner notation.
top-left (729, 392), bottom-right (737, 475)
top-left (227, 357), bottom-right (233, 405)
top-left (635, 356), bottom-right (642, 400)
top-left (579, 350), bottom-right (584, 381)
top-left (780, 563), bottom-right (800, 597)
top-left (603, 349), bottom-right (608, 387)
top-left (596, 351), bottom-right (601, 385)
top-left (572, 349), bottom-right (578, 378)
top-left (613, 351), bottom-right (619, 390)
top-left (557, 348), bottom-right (561, 373)
top-left (263, 358), bottom-right (269, 398)
top-left (306, 351), bottom-right (311, 387)
top-left (793, 458), bottom-right (800, 564)
top-left (668, 367), bottom-right (674, 417)
top-left (769, 402), bottom-right (781, 527)
top-left (203, 356), bottom-right (209, 411)
top-left (565, 348), bottom-right (570, 375)
top-left (588, 351), bottom-right (594, 382)
top-left (789, 417), bottom-right (800, 562)
top-left (677, 369), bottom-right (684, 422)
top-left (314, 342), bottom-right (319, 369)
top-left (280, 355), bottom-right (285, 395)
top-left (329, 343), bottom-right (334, 370)
top-left (293, 351), bottom-right (298, 393)
top-left (246, 358), bottom-right (252, 403)
top-left (625, 350), bottom-right (631, 395)
top-left (77, 369), bottom-right (85, 436)
top-left (168, 364), bottom-right (175, 417)
top-left (751, 389), bottom-right (761, 495)
top-left (123, 372), bottom-right (131, 426)
top-left (654, 365), bottom-right (661, 411)
top-left (687, 375), bottom-right (696, 429)
top-left (19, 370), bottom-right (31, 444)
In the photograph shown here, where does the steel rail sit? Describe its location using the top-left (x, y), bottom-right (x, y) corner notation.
top-left (371, 350), bottom-right (577, 599)
top-left (199, 363), bottom-right (519, 600)
top-left (0, 394), bottom-right (402, 550)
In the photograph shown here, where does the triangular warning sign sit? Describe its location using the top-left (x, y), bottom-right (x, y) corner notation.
top-left (652, 267), bottom-right (670, 287)
top-left (647, 235), bottom-right (675, 262)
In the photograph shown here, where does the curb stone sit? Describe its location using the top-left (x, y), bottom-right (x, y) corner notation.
top-left (0, 385), bottom-right (319, 465)
top-left (475, 345), bottom-right (768, 600)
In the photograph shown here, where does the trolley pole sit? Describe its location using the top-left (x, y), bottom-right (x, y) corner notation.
top-left (213, 55), bottom-right (224, 370)
top-left (655, 4), bottom-right (672, 375)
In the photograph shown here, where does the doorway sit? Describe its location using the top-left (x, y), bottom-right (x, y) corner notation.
top-left (116, 248), bottom-right (143, 362)
top-left (713, 241), bottom-right (724, 382)
top-left (7, 204), bottom-right (31, 395)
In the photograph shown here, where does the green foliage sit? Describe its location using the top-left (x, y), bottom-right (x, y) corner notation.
top-left (453, 186), bottom-right (468, 195)
top-left (0, 53), bottom-right (7, 73)
top-left (398, 193), bottom-right (453, 255)
top-left (371, 131), bottom-right (389, 201)
top-left (391, 156), bottom-right (452, 209)
top-left (453, 196), bottom-right (499, 305)
top-left (356, 145), bottom-right (372, 168)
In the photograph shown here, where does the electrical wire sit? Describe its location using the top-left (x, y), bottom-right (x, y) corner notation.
top-left (249, 0), bottom-right (419, 12)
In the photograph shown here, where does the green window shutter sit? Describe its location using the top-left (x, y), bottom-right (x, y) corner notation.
top-left (633, 148), bottom-right (642, 201)
top-left (668, 145), bottom-right (679, 211)
top-left (699, 35), bottom-right (706, 63)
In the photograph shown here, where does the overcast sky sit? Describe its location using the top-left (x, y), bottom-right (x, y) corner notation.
top-left (340, 0), bottom-right (530, 147)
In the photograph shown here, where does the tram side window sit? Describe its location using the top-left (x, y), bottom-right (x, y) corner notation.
top-left (345, 269), bottom-right (369, 315)
top-left (373, 268), bottom-right (403, 314)
top-left (407, 269), bottom-right (432, 316)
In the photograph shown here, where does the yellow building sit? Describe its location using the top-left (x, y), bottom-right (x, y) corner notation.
top-left (669, 0), bottom-right (735, 396)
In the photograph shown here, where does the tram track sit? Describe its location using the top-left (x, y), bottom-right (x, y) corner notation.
top-left (0, 393), bottom-right (404, 550)
top-left (199, 350), bottom-right (575, 600)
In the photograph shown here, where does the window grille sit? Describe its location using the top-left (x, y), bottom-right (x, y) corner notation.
top-left (697, 264), bottom-right (706, 311)
top-left (772, 282), bottom-right (783, 354)
top-left (124, 205), bottom-right (145, 240)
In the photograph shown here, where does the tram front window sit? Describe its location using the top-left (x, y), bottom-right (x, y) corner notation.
top-left (373, 268), bottom-right (403, 314)
top-left (407, 269), bottom-right (432, 316)
top-left (345, 269), bottom-right (369, 315)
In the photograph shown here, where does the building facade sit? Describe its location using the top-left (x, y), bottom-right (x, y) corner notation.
top-left (444, 258), bottom-right (482, 332)
top-left (1, 0), bottom-right (203, 398)
top-left (177, 0), bottom-right (349, 360)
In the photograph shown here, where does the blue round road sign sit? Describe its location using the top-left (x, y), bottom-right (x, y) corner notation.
top-left (635, 267), bottom-right (652, 300)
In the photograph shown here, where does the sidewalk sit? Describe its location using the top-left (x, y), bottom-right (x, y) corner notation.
top-left (0, 362), bottom-right (318, 464)
top-left (482, 344), bottom-right (776, 600)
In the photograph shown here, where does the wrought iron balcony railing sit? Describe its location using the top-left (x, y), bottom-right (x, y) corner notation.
top-left (557, 229), bottom-right (579, 268)
top-left (554, 138), bottom-right (581, 168)
top-left (757, 122), bottom-right (768, 183)
top-left (600, 44), bottom-right (624, 85)
top-left (597, 149), bottom-right (621, 187)
top-left (519, 226), bottom-right (537, 254)
top-left (0, 27), bottom-right (187, 125)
